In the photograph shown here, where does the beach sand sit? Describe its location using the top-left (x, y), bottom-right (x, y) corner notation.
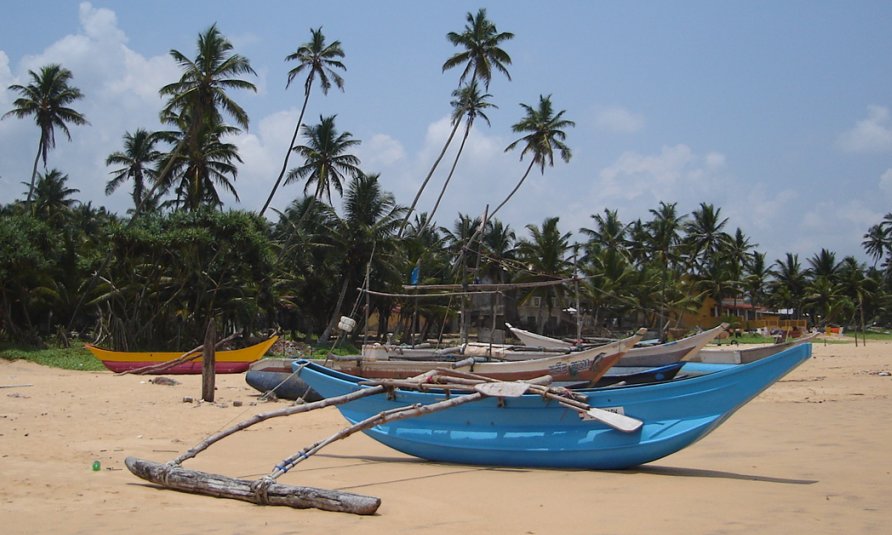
top-left (1, 339), bottom-right (890, 534)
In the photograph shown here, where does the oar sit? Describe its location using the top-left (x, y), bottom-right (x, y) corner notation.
top-left (427, 367), bottom-right (643, 433)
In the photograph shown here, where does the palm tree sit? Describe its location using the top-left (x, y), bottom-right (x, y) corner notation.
top-left (320, 173), bottom-right (406, 342)
top-left (744, 251), bottom-right (770, 314)
top-left (837, 256), bottom-right (875, 342)
top-left (155, 114), bottom-right (243, 211)
top-left (581, 208), bottom-right (628, 256)
top-left (807, 248), bottom-right (841, 282)
top-left (643, 202), bottom-right (686, 337)
top-left (581, 246), bottom-right (640, 333)
top-left (441, 213), bottom-right (485, 266)
top-left (442, 8), bottom-right (514, 89)
top-left (285, 115), bottom-right (362, 205)
top-left (158, 24), bottom-right (256, 187)
top-left (260, 27), bottom-right (346, 216)
top-left (400, 9), bottom-right (513, 233)
top-left (495, 95), bottom-right (574, 217)
top-left (862, 222), bottom-right (888, 268)
top-left (721, 227), bottom-right (757, 311)
top-left (26, 169), bottom-right (79, 222)
top-left (683, 202), bottom-right (730, 276)
top-left (426, 81), bottom-right (496, 224)
top-left (515, 217), bottom-right (572, 334)
top-left (770, 253), bottom-right (808, 319)
top-left (3, 64), bottom-right (88, 203)
top-left (645, 201), bottom-right (685, 267)
top-left (105, 129), bottom-right (162, 211)
top-left (481, 219), bottom-right (516, 283)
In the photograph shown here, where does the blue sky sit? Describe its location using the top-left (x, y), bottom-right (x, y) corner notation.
top-left (2, 1), bottom-right (891, 264)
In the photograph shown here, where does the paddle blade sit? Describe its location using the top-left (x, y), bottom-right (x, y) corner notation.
top-left (474, 382), bottom-right (531, 398)
top-left (582, 408), bottom-right (643, 433)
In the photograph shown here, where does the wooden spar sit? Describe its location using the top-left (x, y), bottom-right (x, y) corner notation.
top-left (170, 385), bottom-right (387, 465)
top-left (270, 391), bottom-right (487, 477)
top-left (124, 457), bottom-right (380, 515)
top-left (116, 332), bottom-right (240, 376)
top-left (359, 288), bottom-right (501, 298)
top-left (401, 277), bottom-right (576, 292)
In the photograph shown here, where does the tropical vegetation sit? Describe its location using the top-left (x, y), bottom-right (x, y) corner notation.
top-left (2, 14), bottom-right (891, 354)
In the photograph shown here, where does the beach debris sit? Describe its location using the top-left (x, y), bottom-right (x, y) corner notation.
top-left (0, 384), bottom-right (33, 389)
top-left (125, 457), bottom-right (380, 514)
top-left (182, 396), bottom-right (194, 403)
top-left (149, 377), bottom-right (180, 386)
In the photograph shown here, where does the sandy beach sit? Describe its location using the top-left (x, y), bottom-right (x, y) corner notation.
top-left (1, 339), bottom-right (890, 534)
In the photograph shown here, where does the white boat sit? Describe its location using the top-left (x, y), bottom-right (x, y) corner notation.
top-left (505, 322), bottom-right (729, 367)
top-left (504, 322), bottom-right (573, 349)
top-left (692, 333), bottom-right (818, 364)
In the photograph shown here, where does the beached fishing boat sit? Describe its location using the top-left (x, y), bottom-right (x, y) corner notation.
top-left (86, 336), bottom-right (278, 374)
top-left (504, 322), bottom-right (574, 349)
top-left (294, 341), bottom-right (812, 469)
top-left (617, 323), bottom-right (728, 366)
top-left (324, 329), bottom-right (645, 384)
top-left (593, 361), bottom-right (686, 387)
top-left (501, 323), bottom-right (728, 366)
top-left (691, 333), bottom-right (818, 364)
top-left (245, 358), bottom-right (321, 400)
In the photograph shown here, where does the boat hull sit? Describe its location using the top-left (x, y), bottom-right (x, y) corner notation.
top-left (295, 342), bottom-right (812, 469)
top-left (325, 333), bottom-right (641, 384)
top-left (85, 336), bottom-right (278, 374)
top-left (245, 358), bottom-right (321, 401)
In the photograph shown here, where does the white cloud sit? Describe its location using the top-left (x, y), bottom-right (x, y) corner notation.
top-left (837, 105), bottom-right (892, 153)
top-left (880, 168), bottom-right (892, 197)
top-left (596, 144), bottom-right (728, 202)
top-left (594, 106), bottom-right (645, 134)
top-left (0, 51), bottom-right (12, 107)
top-left (79, 2), bottom-right (126, 44)
top-left (360, 134), bottom-right (406, 169)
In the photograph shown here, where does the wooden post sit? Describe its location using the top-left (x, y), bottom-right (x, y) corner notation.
top-left (202, 322), bottom-right (216, 402)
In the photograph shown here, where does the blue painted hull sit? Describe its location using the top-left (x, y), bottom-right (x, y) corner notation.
top-left (294, 343), bottom-right (811, 469)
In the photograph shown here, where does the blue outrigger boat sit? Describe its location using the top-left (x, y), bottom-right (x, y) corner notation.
top-left (294, 342), bottom-right (812, 470)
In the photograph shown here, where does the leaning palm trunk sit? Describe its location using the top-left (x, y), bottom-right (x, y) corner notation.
top-left (26, 136), bottom-right (44, 204)
top-left (428, 119), bottom-right (472, 224)
top-left (398, 117), bottom-right (463, 236)
top-left (319, 277), bottom-right (350, 343)
top-left (259, 89), bottom-right (312, 217)
top-left (490, 158), bottom-right (535, 219)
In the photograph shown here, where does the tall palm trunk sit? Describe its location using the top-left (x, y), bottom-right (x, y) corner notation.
top-left (398, 117), bottom-right (463, 236)
top-left (26, 135), bottom-right (44, 204)
top-left (259, 86), bottom-right (313, 217)
top-left (428, 119), bottom-right (472, 224)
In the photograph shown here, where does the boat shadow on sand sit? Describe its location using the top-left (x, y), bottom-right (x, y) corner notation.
top-left (274, 452), bottom-right (818, 487)
top-left (626, 464), bottom-right (818, 485)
